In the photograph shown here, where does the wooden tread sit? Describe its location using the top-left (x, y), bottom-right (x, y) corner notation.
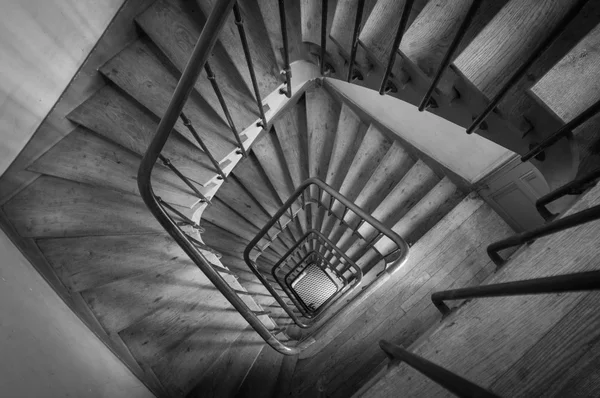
top-left (99, 38), bottom-right (236, 160)
top-left (136, 0), bottom-right (259, 132)
top-left (67, 85), bottom-right (216, 186)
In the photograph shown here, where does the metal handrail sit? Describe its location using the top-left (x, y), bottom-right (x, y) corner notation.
top-left (487, 204), bottom-right (600, 267)
top-left (379, 341), bottom-right (500, 397)
top-left (521, 98), bottom-right (600, 162)
top-left (417, 0), bottom-right (482, 111)
top-left (431, 270), bottom-right (600, 316)
top-left (137, 0), bottom-right (315, 356)
top-left (535, 168), bottom-right (600, 221)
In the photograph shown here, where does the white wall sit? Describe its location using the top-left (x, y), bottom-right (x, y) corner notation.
top-left (0, 230), bottom-right (154, 398)
top-left (0, 0), bottom-right (125, 175)
top-left (327, 79), bottom-right (514, 184)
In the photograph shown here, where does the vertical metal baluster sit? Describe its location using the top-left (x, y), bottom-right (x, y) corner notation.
top-left (466, 0), bottom-right (588, 134)
top-left (159, 154), bottom-right (211, 202)
top-left (233, 3), bottom-right (268, 128)
top-left (418, 0), bottom-right (482, 111)
top-left (278, 0), bottom-right (293, 97)
top-left (179, 112), bottom-right (227, 181)
top-left (320, 0), bottom-right (329, 75)
top-left (379, 0), bottom-right (415, 95)
top-left (347, 0), bottom-right (366, 82)
top-left (328, 194), bottom-right (335, 216)
top-left (338, 206), bottom-right (349, 227)
top-left (204, 62), bottom-right (247, 157)
top-left (158, 197), bottom-right (206, 231)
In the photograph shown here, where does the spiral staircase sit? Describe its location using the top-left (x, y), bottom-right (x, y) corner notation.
top-left (2, 0), bottom-right (600, 397)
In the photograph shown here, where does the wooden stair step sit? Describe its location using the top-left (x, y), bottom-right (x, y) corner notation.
top-left (399, 0), bottom-right (509, 95)
top-left (3, 176), bottom-right (162, 238)
top-left (99, 38), bottom-right (236, 160)
top-left (119, 272), bottom-right (237, 375)
top-left (67, 85), bottom-right (215, 186)
top-left (236, 343), bottom-right (284, 398)
top-left (136, 0), bottom-right (259, 132)
top-left (210, 176), bottom-right (273, 232)
top-left (389, 176), bottom-right (464, 246)
top-left (257, 0), bottom-right (305, 68)
top-left (232, 152), bottom-right (295, 228)
top-left (300, 0), bottom-right (348, 76)
top-left (325, 141), bottom-right (417, 258)
top-left (37, 234), bottom-right (187, 293)
top-left (366, 184), bottom-right (600, 397)
top-left (325, 103), bottom-right (369, 192)
top-left (82, 262), bottom-right (200, 333)
top-left (27, 127), bottom-right (198, 208)
top-left (454, 0), bottom-right (589, 99)
top-left (320, 123), bottom-right (392, 239)
top-left (251, 128), bottom-right (304, 230)
top-left (184, 328), bottom-right (266, 398)
top-left (201, 198), bottom-right (260, 243)
top-left (306, 86), bottom-right (341, 232)
top-left (273, 95), bottom-right (310, 189)
top-left (196, 0), bottom-right (281, 100)
top-left (529, 23), bottom-right (600, 176)
top-left (329, 0), bottom-right (378, 67)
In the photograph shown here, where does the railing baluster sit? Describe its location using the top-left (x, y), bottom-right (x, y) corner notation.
top-left (379, 341), bottom-right (500, 397)
top-left (204, 62), bottom-right (247, 157)
top-left (379, 0), bottom-right (414, 95)
top-left (328, 194), bottom-right (335, 216)
top-left (432, 270), bottom-right (600, 316)
top-left (338, 206), bottom-right (349, 227)
top-left (179, 112), bottom-right (227, 181)
top-left (320, 0), bottom-right (329, 75)
top-left (233, 3), bottom-right (268, 128)
top-left (158, 197), bottom-right (205, 232)
top-left (277, 0), bottom-right (292, 97)
top-left (158, 154), bottom-right (210, 203)
top-left (347, 0), bottom-right (366, 82)
top-left (535, 168), bottom-right (600, 221)
top-left (521, 98), bottom-right (600, 162)
top-left (466, 0), bottom-right (588, 134)
top-left (487, 204), bottom-right (600, 267)
top-left (417, 0), bottom-right (482, 111)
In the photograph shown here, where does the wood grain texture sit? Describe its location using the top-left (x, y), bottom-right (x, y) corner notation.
top-left (364, 184), bottom-right (600, 397)
top-left (399, 0), bottom-right (508, 93)
top-left (196, 0), bottom-right (281, 100)
top-left (325, 103), bottom-right (369, 191)
top-left (236, 344), bottom-right (284, 398)
top-left (68, 85), bottom-right (215, 185)
top-left (185, 328), bottom-right (265, 398)
top-left (274, 95), bottom-right (310, 189)
top-left (99, 38), bottom-right (236, 160)
top-left (453, 0), bottom-right (579, 97)
top-left (136, 0), bottom-right (259, 131)
top-left (320, 124), bottom-right (392, 238)
top-left (37, 234), bottom-right (187, 293)
top-left (358, 0), bottom-right (406, 65)
top-left (27, 127), bottom-right (198, 207)
top-left (256, 0), bottom-right (305, 66)
top-left (3, 176), bottom-right (162, 237)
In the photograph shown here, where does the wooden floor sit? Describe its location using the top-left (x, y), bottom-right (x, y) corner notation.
top-left (362, 183), bottom-right (600, 397)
